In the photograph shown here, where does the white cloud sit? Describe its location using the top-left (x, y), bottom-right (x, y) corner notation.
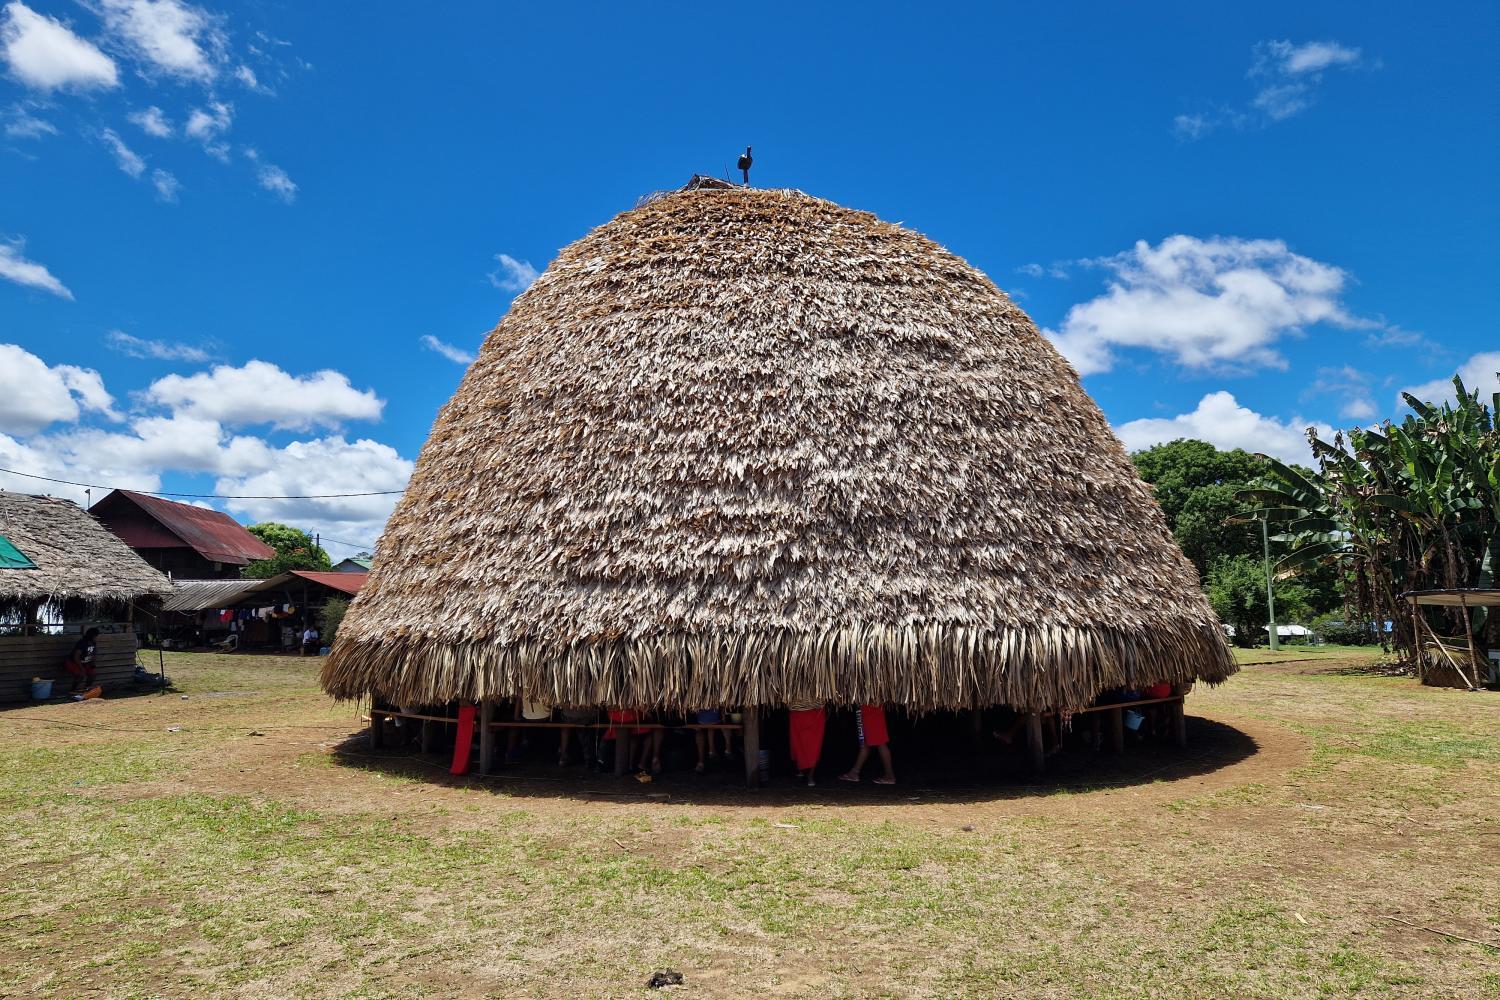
top-left (420, 335), bottom-right (474, 365)
top-left (488, 253), bottom-right (539, 293)
top-left (100, 127), bottom-right (145, 177)
top-left (217, 436), bottom-right (412, 546)
top-left (1172, 113), bottom-right (1212, 140)
top-left (3, 102), bottom-right (56, 137)
top-left (1116, 391), bottom-right (1333, 466)
top-left (1399, 352), bottom-right (1500, 409)
top-left (151, 167), bottom-right (179, 201)
top-left (0, 343), bottom-right (117, 434)
top-left (184, 100), bottom-right (230, 159)
top-left (255, 162), bottom-right (296, 202)
top-left (129, 104), bottom-right (171, 137)
top-left (1, 1), bottom-right (118, 90)
top-left (145, 359), bottom-right (384, 430)
top-left (1177, 38), bottom-right (1365, 138)
top-left (232, 62), bottom-right (266, 92)
top-left (1257, 40), bottom-right (1362, 77)
top-left (0, 239), bottom-right (72, 299)
top-left (105, 329), bottom-right (209, 362)
top-left (1044, 235), bottom-right (1370, 376)
top-left (1308, 365), bottom-right (1377, 421)
top-left (99, 0), bottom-right (222, 82)
top-left (0, 430), bottom-right (161, 504)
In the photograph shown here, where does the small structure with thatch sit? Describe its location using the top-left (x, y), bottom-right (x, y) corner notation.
top-left (1406, 589), bottom-right (1500, 690)
top-left (324, 181), bottom-right (1236, 780)
top-left (0, 492), bottom-right (173, 700)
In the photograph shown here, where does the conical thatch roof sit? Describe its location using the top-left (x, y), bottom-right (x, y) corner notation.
top-left (325, 184), bottom-right (1235, 712)
top-left (0, 491), bottom-right (173, 606)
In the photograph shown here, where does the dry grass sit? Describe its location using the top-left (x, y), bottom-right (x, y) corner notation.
top-left (2, 650), bottom-right (1497, 999)
top-left (326, 184), bottom-right (1233, 712)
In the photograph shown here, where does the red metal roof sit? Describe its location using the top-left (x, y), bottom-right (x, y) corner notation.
top-left (93, 490), bottom-right (276, 565)
top-left (284, 570), bottom-right (367, 595)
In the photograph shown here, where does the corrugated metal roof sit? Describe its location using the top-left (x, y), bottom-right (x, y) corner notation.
top-left (162, 578), bottom-right (261, 612)
top-left (280, 571), bottom-right (367, 595)
top-left (162, 571), bottom-right (368, 612)
top-left (95, 490), bottom-right (276, 565)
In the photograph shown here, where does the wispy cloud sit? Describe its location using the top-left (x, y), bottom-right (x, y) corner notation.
top-left (0, 238), bottom-right (72, 299)
top-left (488, 253), bottom-right (539, 293)
top-left (106, 329), bottom-right (210, 362)
top-left (99, 0), bottom-right (226, 83)
top-left (129, 104), bottom-right (172, 137)
top-left (0, 1), bottom-right (118, 91)
top-left (100, 126), bottom-right (145, 177)
top-left (420, 335), bottom-right (474, 365)
top-left (184, 100), bottom-right (231, 159)
top-left (3, 100), bottom-right (56, 137)
top-left (1017, 261), bottom-right (1070, 280)
top-left (150, 167), bottom-right (180, 201)
top-left (1308, 365), bottom-right (1377, 421)
top-left (1176, 39), bottom-right (1366, 139)
top-left (255, 162), bottom-right (295, 202)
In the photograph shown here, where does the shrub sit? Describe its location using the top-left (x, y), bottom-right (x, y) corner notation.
top-left (320, 597), bottom-right (350, 646)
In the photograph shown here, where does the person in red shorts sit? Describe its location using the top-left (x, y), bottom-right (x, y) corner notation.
top-left (839, 704), bottom-right (896, 785)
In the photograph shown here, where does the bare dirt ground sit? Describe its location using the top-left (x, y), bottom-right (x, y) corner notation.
top-left (1, 651), bottom-right (1496, 999)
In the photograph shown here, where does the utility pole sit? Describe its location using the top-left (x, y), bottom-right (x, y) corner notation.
top-left (1262, 513), bottom-right (1279, 651)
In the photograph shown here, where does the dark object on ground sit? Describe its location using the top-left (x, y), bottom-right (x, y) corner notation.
top-left (647, 969), bottom-right (684, 989)
top-left (737, 146), bottom-right (752, 184)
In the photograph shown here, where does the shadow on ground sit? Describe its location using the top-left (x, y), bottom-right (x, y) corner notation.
top-left (328, 715), bottom-right (1261, 807)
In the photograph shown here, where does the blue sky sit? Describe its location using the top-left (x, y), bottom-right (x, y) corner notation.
top-left (2, 0), bottom-right (1497, 553)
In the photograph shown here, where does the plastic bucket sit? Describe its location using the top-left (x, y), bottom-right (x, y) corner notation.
top-left (1123, 709), bottom-right (1144, 731)
top-left (31, 678), bottom-right (53, 701)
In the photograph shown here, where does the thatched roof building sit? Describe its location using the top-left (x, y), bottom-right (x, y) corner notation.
top-left (0, 491), bottom-right (172, 613)
top-left (325, 183), bottom-right (1235, 712)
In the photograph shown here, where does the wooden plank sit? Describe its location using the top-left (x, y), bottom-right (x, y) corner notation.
top-left (742, 707), bottom-right (761, 788)
top-left (478, 702), bottom-right (494, 775)
top-left (1025, 713), bottom-right (1045, 773)
top-left (1109, 707), bottom-right (1124, 754)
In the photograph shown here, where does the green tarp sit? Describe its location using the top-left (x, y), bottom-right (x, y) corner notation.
top-left (0, 534), bottom-right (36, 570)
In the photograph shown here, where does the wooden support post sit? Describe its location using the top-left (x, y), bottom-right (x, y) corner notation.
top-left (968, 707), bottom-right (984, 751)
top-left (742, 707), bottom-right (761, 788)
top-left (479, 701), bottom-right (494, 775)
top-left (1025, 713), bottom-right (1045, 773)
top-left (614, 726), bottom-right (633, 776)
top-left (1109, 707), bottom-right (1124, 754)
top-left (420, 715), bottom-right (436, 755)
top-left (369, 705), bottom-right (384, 749)
top-left (1170, 698), bottom-right (1187, 748)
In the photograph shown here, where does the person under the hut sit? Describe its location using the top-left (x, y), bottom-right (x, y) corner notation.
top-left (64, 627), bottom-right (100, 694)
top-left (300, 623), bottom-right (321, 656)
top-left (840, 704), bottom-right (896, 785)
top-left (787, 699), bottom-right (827, 787)
top-left (692, 708), bottom-right (732, 773)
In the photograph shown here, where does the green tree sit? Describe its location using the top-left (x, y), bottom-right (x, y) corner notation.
top-left (243, 522), bottom-right (332, 579)
top-left (1132, 440), bottom-right (1269, 578)
top-left (319, 596), bottom-right (349, 645)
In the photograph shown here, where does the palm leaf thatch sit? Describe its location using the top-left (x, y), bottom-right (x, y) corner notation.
top-left (0, 491), bottom-right (172, 609)
top-left (324, 184), bottom-right (1235, 712)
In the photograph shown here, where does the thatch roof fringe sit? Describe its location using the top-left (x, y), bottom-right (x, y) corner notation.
top-left (326, 620), bottom-right (1232, 713)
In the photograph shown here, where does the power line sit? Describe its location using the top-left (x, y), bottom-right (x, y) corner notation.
top-left (0, 465), bottom-right (407, 501)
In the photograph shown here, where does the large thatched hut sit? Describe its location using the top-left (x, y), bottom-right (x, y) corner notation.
top-left (325, 181), bottom-right (1235, 772)
top-left (1, 491), bottom-right (172, 699)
